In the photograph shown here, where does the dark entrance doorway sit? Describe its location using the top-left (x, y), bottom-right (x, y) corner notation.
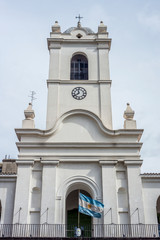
top-left (66, 189), bottom-right (92, 237)
top-left (157, 196), bottom-right (160, 223)
top-left (156, 196), bottom-right (160, 236)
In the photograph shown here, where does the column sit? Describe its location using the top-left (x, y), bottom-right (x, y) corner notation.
top-left (13, 160), bottom-right (33, 224)
top-left (40, 160), bottom-right (59, 224)
top-left (100, 161), bottom-right (118, 224)
top-left (125, 161), bottom-right (145, 224)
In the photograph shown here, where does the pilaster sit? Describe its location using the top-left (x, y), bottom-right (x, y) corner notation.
top-left (13, 160), bottom-right (33, 224)
top-left (125, 160), bottom-right (145, 224)
top-left (99, 81), bottom-right (112, 129)
top-left (40, 160), bottom-right (59, 224)
top-left (48, 46), bottom-right (61, 80)
top-left (100, 160), bottom-right (118, 224)
top-left (98, 44), bottom-right (110, 80)
top-left (46, 82), bottom-right (59, 129)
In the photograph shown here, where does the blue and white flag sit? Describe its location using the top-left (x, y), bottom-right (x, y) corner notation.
top-left (79, 193), bottom-right (104, 218)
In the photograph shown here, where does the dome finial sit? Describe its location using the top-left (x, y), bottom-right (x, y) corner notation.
top-left (123, 103), bottom-right (137, 129)
top-left (75, 14), bottom-right (83, 28)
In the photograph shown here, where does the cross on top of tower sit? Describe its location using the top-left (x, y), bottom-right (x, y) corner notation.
top-left (75, 14), bottom-right (83, 27)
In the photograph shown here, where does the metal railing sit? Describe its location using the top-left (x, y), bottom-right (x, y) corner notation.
top-left (0, 224), bottom-right (159, 238)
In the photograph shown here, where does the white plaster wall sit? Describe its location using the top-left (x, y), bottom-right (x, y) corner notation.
top-left (58, 44), bottom-right (99, 80)
top-left (21, 131), bottom-right (139, 143)
top-left (19, 146), bottom-right (141, 157)
top-left (98, 48), bottom-right (110, 80)
top-left (40, 162), bottom-right (58, 224)
top-left (58, 83), bottom-right (99, 118)
top-left (142, 180), bottom-right (160, 224)
top-left (0, 178), bottom-right (16, 224)
top-left (99, 83), bottom-right (112, 129)
top-left (13, 164), bottom-right (32, 224)
top-left (46, 83), bottom-right (59, 129)
top-left (126, 165), bottom-right (145, 224)
top-left (49, 115), bottom-right (108, 142)
top-left (30, 212), bottom-right (40, 224)
top-left (46, 40), bottom-right (112, 129)
top-left (101, 163), bottom-right (118, 224)
top-left (49, 49), bottom-right (60, 79)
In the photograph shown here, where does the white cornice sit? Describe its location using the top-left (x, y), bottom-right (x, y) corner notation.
top-left (17, 156), bottom-right (141, 161)
top-left (0, 176), bottom-right (17, 182)
top-left (47, 79), bottom-right (112, 85)
top-left (99, 160), bottom-right (118, 165)
top-left (47, 38), bottom-right (111, 44)
top-left (41, 160), bottom-right (59, 165)
top-left (16, 142), bottom-right (143, 149)
top-left (124, 160), bottom-right (143, 166)
top-left (16, 160), bottom-right (34, 165)
top-left (15, 109), bottom-right (143, 140)
top-left (47, 38), bottom-right (112, 50)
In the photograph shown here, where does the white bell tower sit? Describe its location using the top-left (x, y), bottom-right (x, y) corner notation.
top-left (46, 20), bottom-right (113, 130)
top-left (14, 19), bottom-right (145, 228)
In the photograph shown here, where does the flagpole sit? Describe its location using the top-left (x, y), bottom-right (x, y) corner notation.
top-left (78, 189), bottom-right (80, 228)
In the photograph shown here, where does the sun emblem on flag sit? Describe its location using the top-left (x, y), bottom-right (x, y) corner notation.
top-left (87, 203), bottom-right (91, 209)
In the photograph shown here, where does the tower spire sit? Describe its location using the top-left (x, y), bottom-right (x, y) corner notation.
top-left (75, 14), bottom-right (83, 27)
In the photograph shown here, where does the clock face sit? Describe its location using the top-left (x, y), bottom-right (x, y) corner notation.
top-left (72, 87), bottom-right (87, 100)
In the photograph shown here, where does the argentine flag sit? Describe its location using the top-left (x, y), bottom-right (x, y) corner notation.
top-left (79, 193), bottom-right (104, 218)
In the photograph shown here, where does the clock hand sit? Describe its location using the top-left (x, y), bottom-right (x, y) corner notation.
top-left (76, 90), bottom-right (80, 96)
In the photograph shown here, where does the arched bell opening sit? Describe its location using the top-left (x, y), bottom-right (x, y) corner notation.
top-left (70, 54), bottom-right (88, 80)
top-left (156, 196), bottom-right (160, 224)
top-left (66, 189), bottom-right (92, 237)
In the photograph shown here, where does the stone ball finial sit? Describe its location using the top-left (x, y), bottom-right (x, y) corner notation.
top-left (98, 21), bottom-right (107, 33)
top-left (123, 103), bottom-right (135, 120)
top-left (24, 103), bottom-right (35, 120)
top-left (52, 21), bottom-right (61, 33)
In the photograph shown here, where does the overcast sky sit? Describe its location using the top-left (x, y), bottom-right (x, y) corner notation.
top-left (0, 0), bottom-right (160, 173)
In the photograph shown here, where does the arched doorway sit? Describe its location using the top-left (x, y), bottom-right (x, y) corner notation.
top-left (66, 189), bottom-right (91, 237)
top-left (157, 196), bottom-right (160, 223)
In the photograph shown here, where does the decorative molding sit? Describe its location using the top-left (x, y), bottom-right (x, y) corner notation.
top-left (97, 43), bottom-right (109, 49)
top-left (17, 155), bottom-right (142, 160)
top-left (124, 160), bottom-right (143, 166)
top-left (0, 176), bottom-right (17, 181)
top-left (15, 109), bottom-right (143, 140)
top-left (16, 160), bottom-right (34, 165)
top-left (41, 160), bottom-right (59, 165)
top-left (99, 160), bottom-right (118, 165)
top-left (118, 208), bottom-right (128, 213)
top-left (57, 175), bottom-right (101, 200)
top-left (47, 79), bottom-right (112, 84)
top-left (30, 208), bottom-right (40, 212)
top-left (16, 142), bottom-right (143, 149)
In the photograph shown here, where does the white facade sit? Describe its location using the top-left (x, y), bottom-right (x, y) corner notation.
top-left (0, 21), bottom-right (160, 229)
